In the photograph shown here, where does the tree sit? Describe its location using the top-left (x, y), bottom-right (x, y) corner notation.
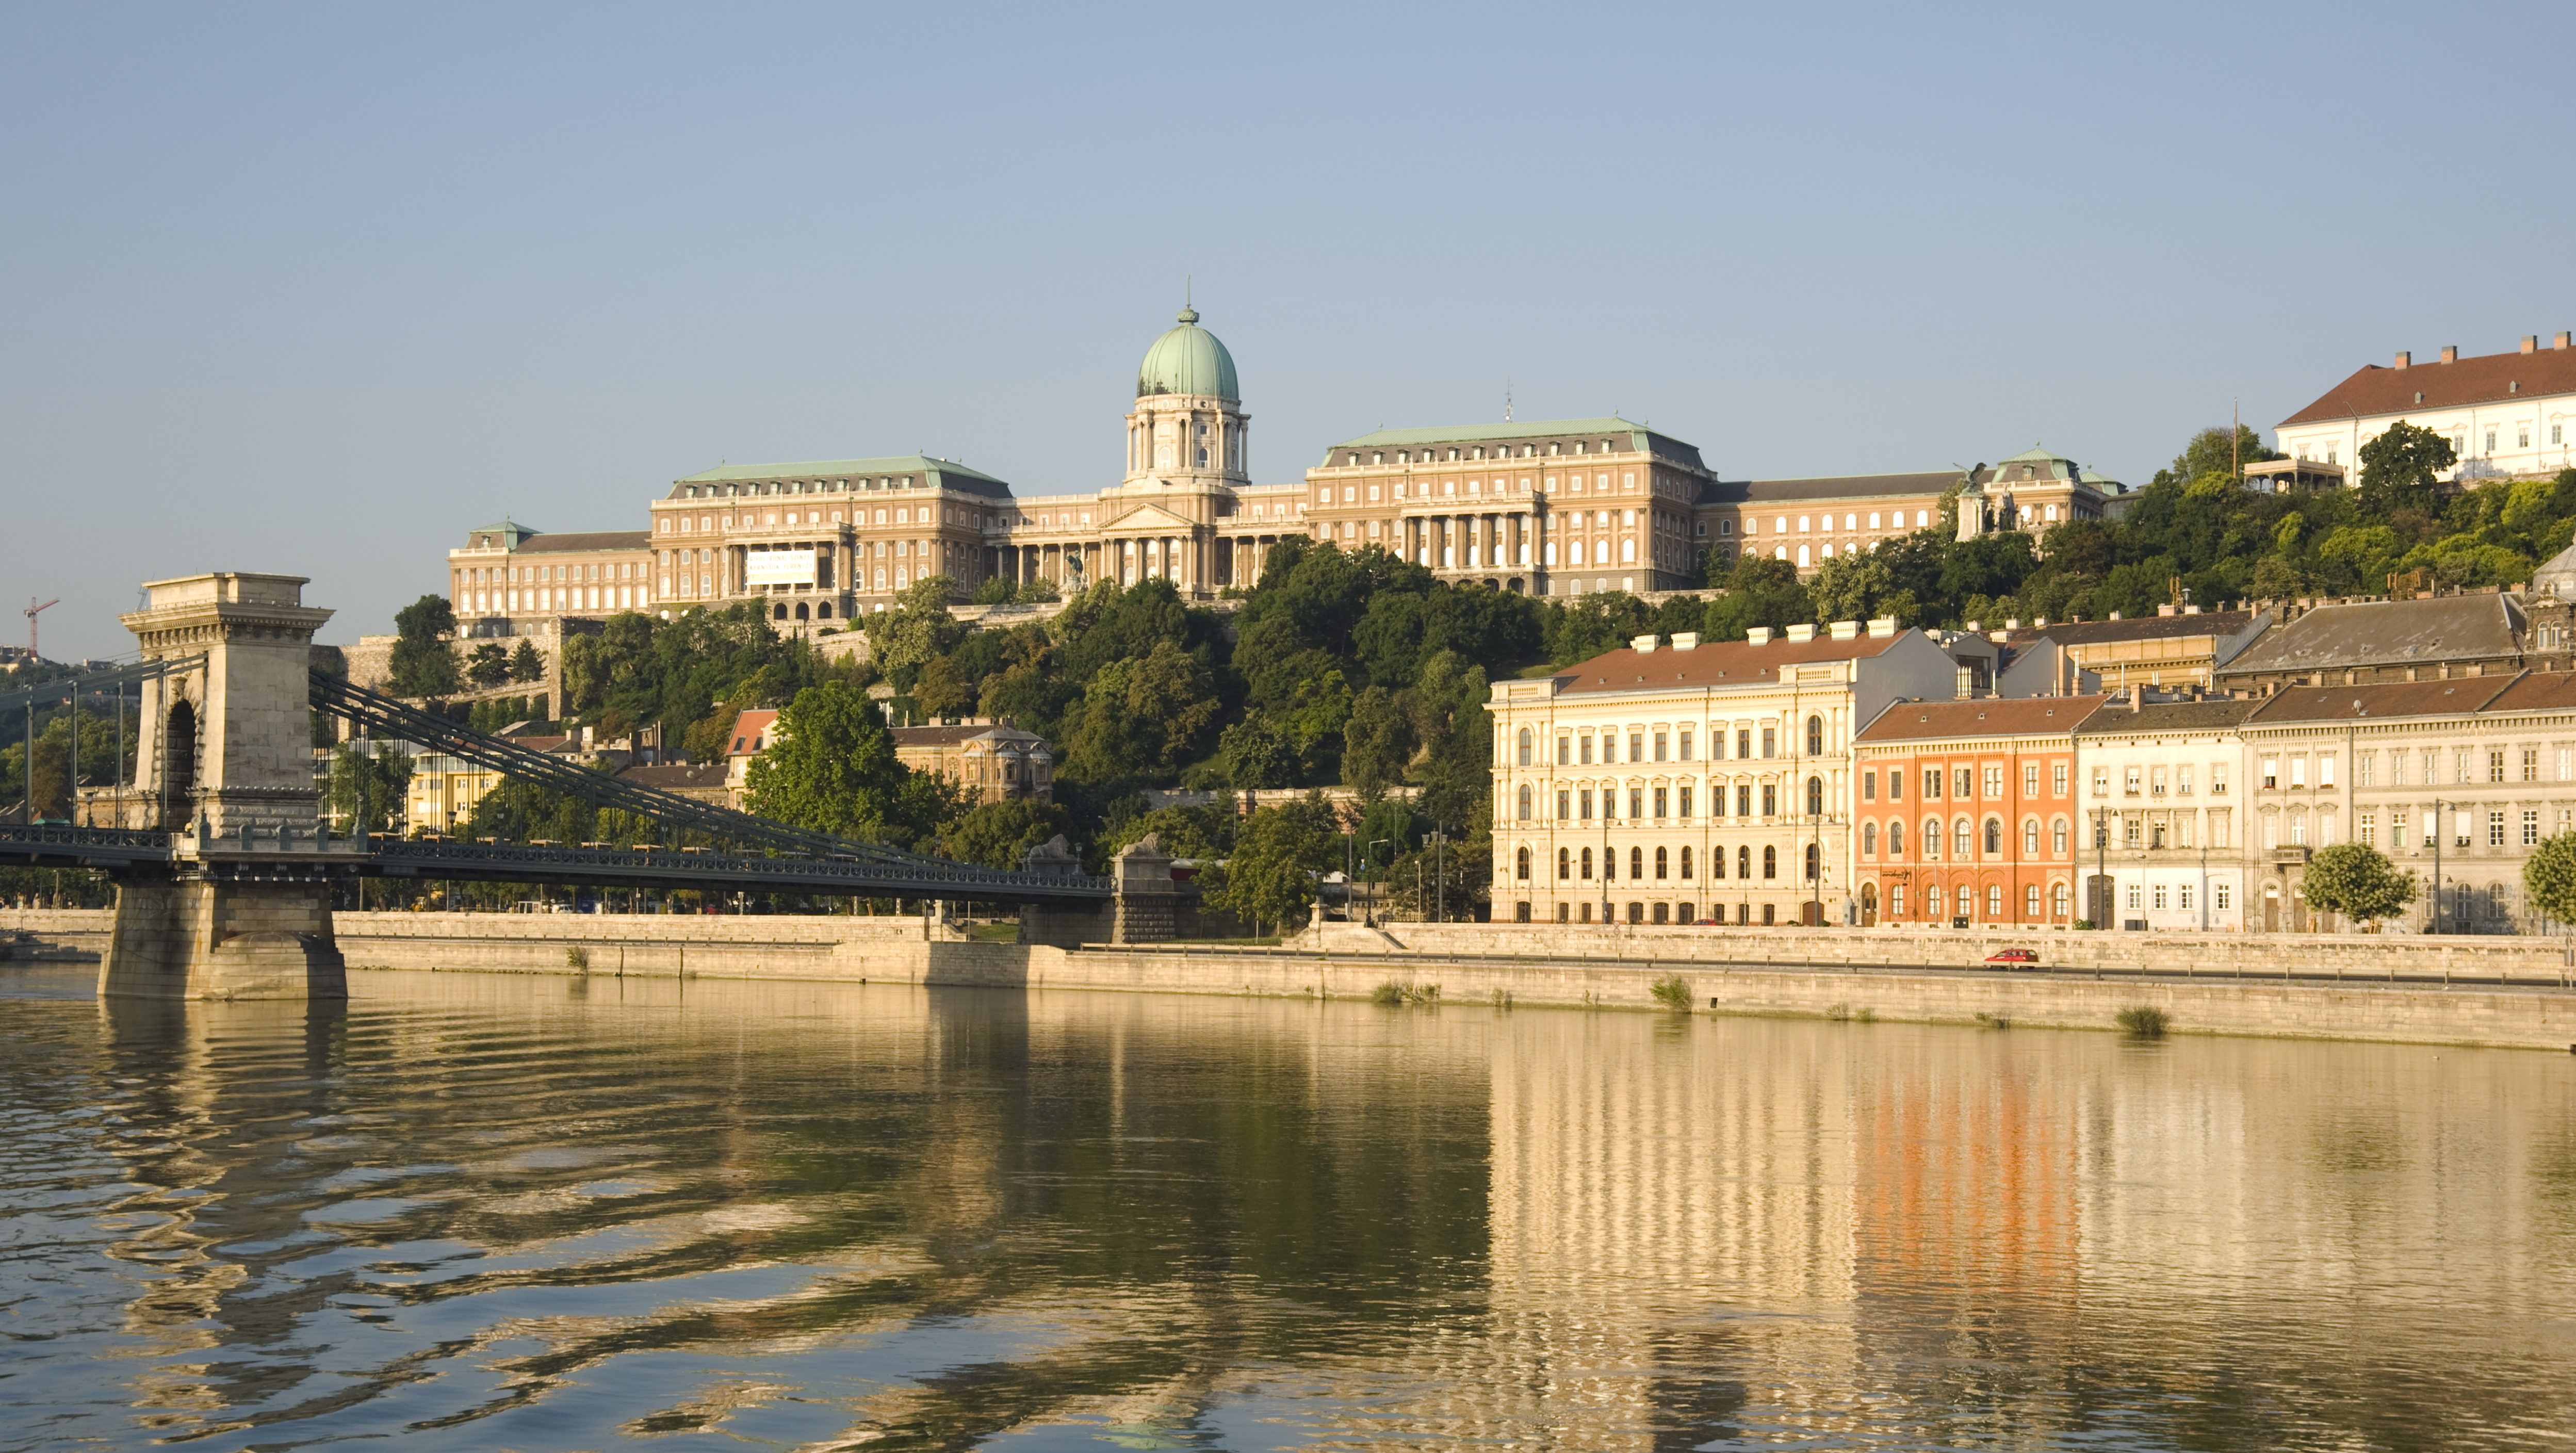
top-left (1208, 795), bottom-right (1340, 934)
top-left (2523, 832), bottom-right (2576, 928)
top-left (913, 654), bottom-right (975, 719)
top-left (387, 595), bottom-right (460, 696)
top-left (1216, 711), bottom-right (1298, 790)
top-left (328, 741), bottom-right (414, 835)
top-left (743, 680), bottom-right (915, 841)
top-left (2357, 421), bottom-right (2457, 518)
top-left (2156, 425), bottom-right (2279, 488)
top-left (466, 643), bottom-right (513, 688)
top-left (2302, 842), bottom-right (2417, 930)
top-left (939, 797), bottom-right (1073, 869)
top-left (509, 640), bottom-right (545, 683)
top-left (863, 576), bottom-right (968, 688)
top-left (1341, 685), bottom-right (1415, 800)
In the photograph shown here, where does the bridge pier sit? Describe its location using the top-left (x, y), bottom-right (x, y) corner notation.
top-left (102, 573), bottom-right (351, 1001)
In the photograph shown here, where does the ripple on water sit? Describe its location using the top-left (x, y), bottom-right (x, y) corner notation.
top-left (0, 966), bottom-right (2569, 1451)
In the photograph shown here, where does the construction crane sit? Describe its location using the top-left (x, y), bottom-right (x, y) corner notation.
top-left (23, 597), bottom-right (58, 662)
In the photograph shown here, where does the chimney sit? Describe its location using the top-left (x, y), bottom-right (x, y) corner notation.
top-left (1865, 617), bottom-right (1898, 638)
top-left (1784, 623), bottom-right (1816, 642)
top-left (1632, 633), bottom-right (1659, 653)
top-left (2440, 345), bottom-right (2458, 364)
top-left (1828, 621), bottom-right (1858, 641)
top-left (2158, 603), bottom-right (2178, 616)
top-left (1747, 626), bottom-right (1774, 645)
top-left (2394, 350), bottom-right (2411, 368)
top-left (1964, 619), bottom-right (1983, 632)
top-left (2523, 335), bottom-right (2540, 354)
top-left (2558, 332), bottom-right (2572, 350)
top-left (2109, 610), bottom-right (2123, 621)
top-left (2183, 603), bottom-right (2202, 615)
top-left (1671, 631), bottom-right (1700, 650)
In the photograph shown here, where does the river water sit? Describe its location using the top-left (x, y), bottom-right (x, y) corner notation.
top-left (2, 964), bottom-right (2571, 1451)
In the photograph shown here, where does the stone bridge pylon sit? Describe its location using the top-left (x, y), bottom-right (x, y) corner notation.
top-left (103, 573), bottom-right (357, 1000)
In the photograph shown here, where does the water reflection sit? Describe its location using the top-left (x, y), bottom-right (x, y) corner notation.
top-left (0, 965), bottom-right (2569, 1449)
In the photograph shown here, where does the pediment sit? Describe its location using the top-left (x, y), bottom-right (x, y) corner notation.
top-left (1100, 501), bottom-right (1198, 533)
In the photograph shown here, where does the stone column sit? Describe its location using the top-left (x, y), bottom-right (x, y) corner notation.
top-left (106, 573), bottom-right (357, 1001)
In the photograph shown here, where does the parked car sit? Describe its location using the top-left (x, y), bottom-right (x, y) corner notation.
top-left (1983, 947), bottom-right (2040, 966)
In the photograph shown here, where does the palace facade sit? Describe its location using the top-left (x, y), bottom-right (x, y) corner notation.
top-left (445, 305), bottom-right (2125, 629)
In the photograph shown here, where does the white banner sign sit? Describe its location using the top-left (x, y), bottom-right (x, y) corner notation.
top-left (745, 549), bottom-right (818, 586)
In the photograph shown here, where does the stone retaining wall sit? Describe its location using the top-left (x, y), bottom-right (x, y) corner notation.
top-left (12, 907), bottom-right (2573, 1050)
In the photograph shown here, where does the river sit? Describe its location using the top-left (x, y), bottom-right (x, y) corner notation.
top-left (2, 964), bottom-right (2571, 1450)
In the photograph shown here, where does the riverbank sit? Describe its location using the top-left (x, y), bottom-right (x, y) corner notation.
top-left (9, 907), bottom-right (2573, 1051)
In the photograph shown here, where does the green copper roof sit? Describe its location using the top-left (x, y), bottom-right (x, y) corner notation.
top-left (1137, 306), bottom-right (1238, 401)
top-left (1328, 415), bottom-right (1652, 450)
top-left (670, 454), bottom-right (1013, 499)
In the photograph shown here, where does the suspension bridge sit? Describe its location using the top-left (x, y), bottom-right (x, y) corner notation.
top-left (0, 572), bottom-right (1110, 1000)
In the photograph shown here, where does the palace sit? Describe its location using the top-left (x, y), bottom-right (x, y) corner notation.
top-left (444, 305), bottom-right (2125, 628)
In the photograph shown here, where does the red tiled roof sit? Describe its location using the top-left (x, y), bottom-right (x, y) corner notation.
top-left (1856, 695), bottom-right (2106, 743)
top-left (2279, 345), bottom-right (2576, 426)
top-left (728, 709), bottom-right (778, 755)
top-left (2243, 677), bottom-right (2512, 724)
top-left (1555, 633), bottom-right (1904, 694)
top-left (2465, 672), bottom-right (2576, 715)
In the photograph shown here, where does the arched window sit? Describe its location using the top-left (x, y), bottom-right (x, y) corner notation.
top-left (2024, 818), bottom-right (2040, 856)
top-left (1517, 784), bottom-right (1532, 820)
top-left (1558, 847), bottom-right (1571, 880)
top-left (1804, 843), bottom-right (1820, 880)
top-left (2052, 881), bottom-right (2070, 918)
top-left (1889, 819), bottom-right (1906, 857)
top-left (1987, 883), bottom-right (2003, 917)
top-left (1630, 846), bottom-right (1644, 880)
top-left (1737, 844), bottom-right (1751, 879)
top-left (1955, 819), bottom-right (1972, 859)
top-left (1928, 883), bottom-right (1945, 918)
top-left (1806, 715), bottom-right (1824, 755)
top-left (1763, 845), bottom-right (1778, 879)
top-left (1517, 727), bottom-right (1532, 766)
top-left (1515, 846), bottom-right (1531, 880)
top-left (1922, 821), bottom-right (1939, 861)
top-left (1580, 847), bottom-right (1593, 879)
top-left (1806, 776), bottom-right (1824, 816)
top-left (1680, 846), bottom-right (1693, 879)
top-left (1863, 821), bottom-right (1878, 856)
top-left (1985, 818), bottom-right (2002, 855)
top-left (1655, 846), bottom-right (1669, 879)
top-left (2053, 818), bottom-right (2069, 855)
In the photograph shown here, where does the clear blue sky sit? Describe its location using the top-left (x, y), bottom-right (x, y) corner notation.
top-left (6, 2), bottom-right (2569, 660)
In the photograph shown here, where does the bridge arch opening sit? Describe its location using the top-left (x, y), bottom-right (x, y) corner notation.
top-left (794, 602), bottom-right (810, 621)
top-left (773, 603), bottom-right (789, 621)
top-left (164, 698), bottom-right (198, 809)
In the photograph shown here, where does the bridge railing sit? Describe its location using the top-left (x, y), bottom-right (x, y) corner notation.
top-left (310, 671), bottom-right (1106, 895)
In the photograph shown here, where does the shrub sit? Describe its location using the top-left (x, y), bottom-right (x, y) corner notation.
top-left (1372, 982), bottom-right (1440, 1007)
top-left (1649, 974), bottom-right (1692, 1012)
top-left (565, 945), bottom-right (591, 971)
top-left (1975, 1010), bottom-right (2011, 1030)
top-left (2116, 1005), bottom-right (2171, 1038)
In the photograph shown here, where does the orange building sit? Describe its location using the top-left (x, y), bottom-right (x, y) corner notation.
top-left (1851, 695), bottom-right (2103, 928)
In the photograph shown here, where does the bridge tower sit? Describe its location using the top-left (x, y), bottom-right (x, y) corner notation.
top-left (102, 573), bottom-right (357, 1000)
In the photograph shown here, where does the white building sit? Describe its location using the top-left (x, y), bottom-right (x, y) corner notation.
top-left (2277, 333), bottom-right (2576, 484)
top-left (2070, 696), bottom-right (2254, 933)
top-left (1485, 623), bottom-right (1997, 928)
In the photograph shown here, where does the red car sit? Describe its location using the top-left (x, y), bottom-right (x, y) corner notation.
top-left (1984, 948), bottom-right (2040, 966)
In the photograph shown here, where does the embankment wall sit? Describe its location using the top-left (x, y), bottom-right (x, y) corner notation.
top-left (10, 908), bottom-right (2573, 1050)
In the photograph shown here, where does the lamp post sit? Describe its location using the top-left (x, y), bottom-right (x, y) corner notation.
top-left (1367, 839), bottom-right (1390, 926)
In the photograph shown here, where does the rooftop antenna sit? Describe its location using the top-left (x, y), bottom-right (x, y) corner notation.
top-left (1504, 380), bottom-right (1513, 422)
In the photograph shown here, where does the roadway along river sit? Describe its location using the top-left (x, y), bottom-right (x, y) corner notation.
top-left (3, 964), bottom-right (2572, 1450)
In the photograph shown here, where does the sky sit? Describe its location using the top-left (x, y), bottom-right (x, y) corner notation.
top-left (5, 2), bottom-right (2572, 660)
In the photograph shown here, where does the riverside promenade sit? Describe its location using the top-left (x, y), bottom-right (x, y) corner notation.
top-left (9, 907), bottom-right (2574, 1052)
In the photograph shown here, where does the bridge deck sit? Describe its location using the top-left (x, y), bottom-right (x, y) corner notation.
top-left (0, 827), bottom-right (1107, 903)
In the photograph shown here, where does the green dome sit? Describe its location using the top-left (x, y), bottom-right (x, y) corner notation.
top-left (1136, 305), bottom-right (1238, 400)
